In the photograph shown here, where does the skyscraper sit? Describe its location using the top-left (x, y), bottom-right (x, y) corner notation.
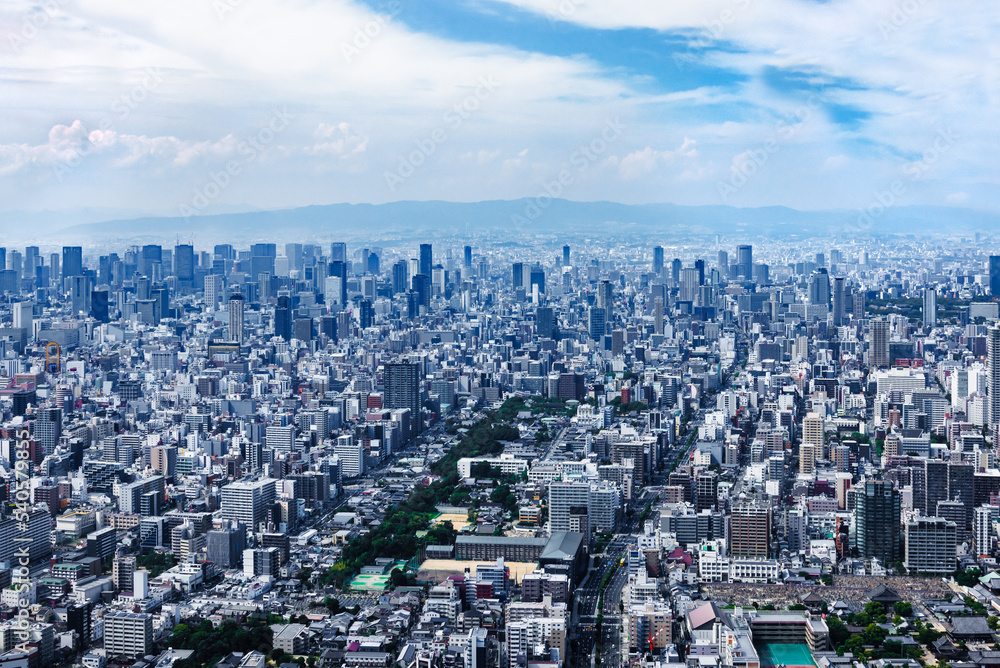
top-left (990, 255), bottom-right (1000, 297)
top-left (588, 307), bottom-right (606, 341)
top-left (853, 479), bottom-right (901, 564)
top-left (832, 277), bottom-right (845, 326)
top-left (808, 268), bottom-right (831, 306)
top-left (990, 328), bottom-right (1000, 426)
top-left (62, 246), bottom-right (83, 279)
top-left (512, 262), bottom-right (524, 289)
top-left (736, 244), bottom-right (752, 280)
top-left (385, 362), bottom-right (422, 434)
top-left (529, 264), bottom-right (545, 295)
top-left (729, 502), bottom-right (770, 558)
top-left (870, 317), bottom-right (890, 368)
top-left (229, 294), bottom-right (245, 346)
top-left (464, 245), bottom-right (473, 268)
top-left (562, 245), bottom-right (570, 265)
top-left (419, 243), bottom-right (433, 278)
top-left (330, 242), bottom-right (347, 263)
top-left (174, 243), bottom-right (195, 288)
top-left (392, 260), bottom-right (408, 295)
top-left (653, 246), bottom-right (664, 275)
top-left (923, 288), bottom-right (937, 328)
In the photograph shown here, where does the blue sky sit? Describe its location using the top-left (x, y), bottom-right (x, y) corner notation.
top-left (0, 0), bottom-right (995, 219)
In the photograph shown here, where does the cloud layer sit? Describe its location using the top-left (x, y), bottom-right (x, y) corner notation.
top-left (0, 0), bottom-right (996, 218)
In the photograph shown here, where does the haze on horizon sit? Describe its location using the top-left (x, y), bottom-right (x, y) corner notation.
top-left (1, 0), bottom-right (996, 220)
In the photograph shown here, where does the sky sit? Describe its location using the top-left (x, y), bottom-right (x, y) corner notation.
top-left (0, 0), bottom-right (997, 219)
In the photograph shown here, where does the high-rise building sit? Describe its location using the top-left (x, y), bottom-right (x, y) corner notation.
top-left (548, 481), bottom-right (591, 535)
top-left (229, 294), bottom-right (245, 346)
top-left (588, 307), bottom-right (606, 341)
top-left (904, 516), bottom-right (957, 574)
top-left (989, 328), bottom-right (1000, 427)
top-left (870, 317), bottom-right (890, 367)
top-left (853, 480), bottom-right (901, 564)
top-left (204, 274), bottom-right (223, 310)
top-left (974, 505), bottom-right (999, 558)
top-left (990, 255), bottom-right (1000, 297)
top-left (62, 246), bottom-right (83, 278)
top-left (335, 435), bottom-right (365, 478)
top-left (385, 362), bottom-right (422, 434)
top-left (808, 268), bottom-right (831, 306)
top-left (220, 478), bottom-right (276, 533)
top-left (174, 244), bottom-right (195, 287)
top-left (832, 277), bottom-right (845, 326)
top-left (653, 296), bottom-right (664, 336)
top-left (104, 612), bottom-right (153, 659)
top-left (512, 262), bottom-right (524, 289)
top-left (419, 243), bottom-right (433, 278)
top-left (330, 242), bottom-right (347, 263)
top-left (923, 288), bottom-right (937, 328)
top-left (653, 246), bottom-right (664, 275)
top-left (529, 264), bottom-right (545, 295)
top-left (694, 471), bottom-right (718, 512)
top-left (562, 245), bottom-right (571, 265)
top-left (736, 245), bottom-right (752, 280)
top-left (729, 502), bottom-right (770, 558)
top-left (536, 307), bottom-right (554, 339)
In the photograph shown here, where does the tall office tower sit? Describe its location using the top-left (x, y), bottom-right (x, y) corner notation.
top-left (653, 246), bottom-right (664, 275)
top-left (411, 273), bottom-right (430, 310)
top-left (24, 246), bottom-right (38, 276)
top-left (596, 279), bottom-right (614, 311)
top-left (990, 256), bottom-right (1000, 297)
top-left (35, 408), bottom-right (61, 457)
top-left (13, 300), bottom-right (31, 333)
top-left (228, 294), bottom-right (245, 346)
top-left (671, 258), bottom-right (682, 286)
top-left (653, 296), bottom-right (664, 335)
top-left (694, 471), bottom-right (718, 512)
top-left (284, 243), bottom-right (303, 272)
top-left (694, 258), bottom-right (705, 285)
top-left (71, 276), bottom-right (92, 314)
top-left (808, 268), bottom-right (831, 306)
top-left (853, 480), bottom-right (901, 563)
top-left (870, 317), bottom-right (890, 367)
top-left (853, 290), bottom-right (866, 320)
top-left (529, 264), bottom-right (545, 295)
top-left (174, 244), bottom-right (195, 287)
top-left (974, 505), bottom-right (999, 557)
top-left (151, 445), bottom-right (177, 478)
top-left (7, 250), bottom-right (22, 280)
top-left (385, 362), bottom-right (422, 434)
top-left (949, 463), bottom-right (975, 531)
top-left (112, 554), bottom-right (136, 591)
top-left (904, 516), bottom-right (957, 574)
top-left (266, 423), bottom-right (295, 453)
top-left (588, 307), bottom-right (607, 341)
top-left (204, 274), bottom-right (223, 310)
top-left (328, 259), bottom-right (348, 307)
top-left (729, 502), bottom-right (770, 558)
top-left (140, 245), bottom-right (162, 277)
top-left (512, 262), bottom-right (524, 289)
top-left (536, 307), bottom-right (554, 339)
top-left (221, 478), bottom-right (276, 533)
top-left (62, 246), bottom-right (83, 278)
top-left (275, 295), bottom-right (292, 341)
top-left (207, 521), bottom-right (248, 568)
top-left (991, 328), bottom-right (1000, 426)
top-left (717, 250), bottom-right (728, 277)
top-left (752, 263), bottom-right (769, 286)
top-left (392, 260), bottom-right (408, 295)
top-left (832, 277), bottom-right (846, 326)
top-left (330, 242), bottom-right (347, 263)
top-left (548, 481), bottom-right (592, 534)
top-left (464, 245), bottom-right (473, 268)
top-left (923, 288), bottom-right (937, 328)
top-left (736, 244), bottom-right (752, 279)
top-left (562, 245), bottom-right (571, 265)
top-left (419, 243), bottom-right (433, 278)
top-left (679, 267), bottom-right (700, 302)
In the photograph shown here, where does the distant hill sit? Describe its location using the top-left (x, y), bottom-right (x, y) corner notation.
top-left (10, 198), bottom-right (998, 245)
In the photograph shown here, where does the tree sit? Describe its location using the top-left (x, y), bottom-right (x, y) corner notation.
top-left (827, 616), bottom-right (850, 648)
top-left (894, 601), bottom-right (913, 617)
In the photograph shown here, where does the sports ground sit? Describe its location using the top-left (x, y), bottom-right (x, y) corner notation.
top-left (757, 643), bottom-right (816, 668)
